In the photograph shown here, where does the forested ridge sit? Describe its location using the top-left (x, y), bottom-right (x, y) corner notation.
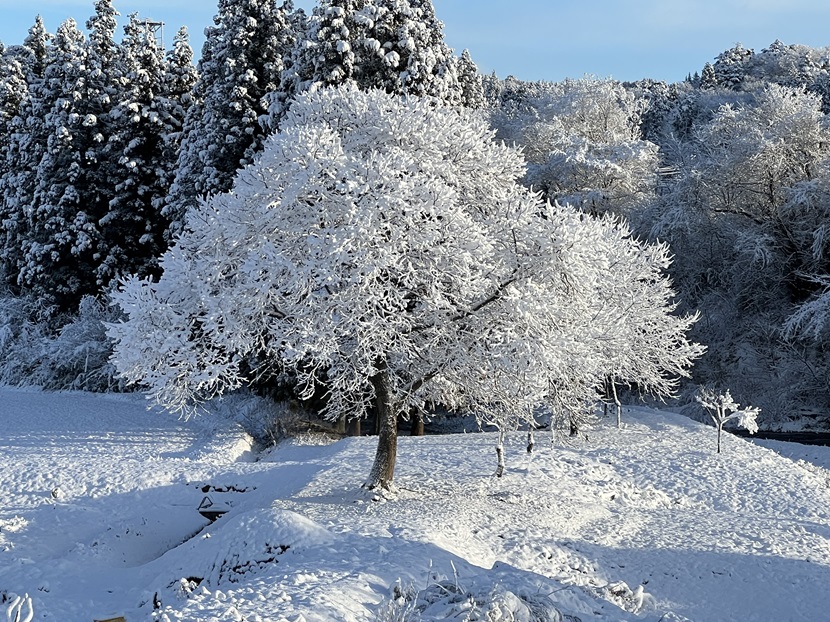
top-left (2, 0), bottom-right (830, 433)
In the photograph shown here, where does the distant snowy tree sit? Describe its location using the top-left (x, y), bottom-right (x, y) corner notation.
top-left (628, 79), bottom-right (679, 144)
top-left (457, 48), bottom-right (484, 108)
top-left (700, 62), bottom-right (717, 90)
top-left (20, 15), bottom-right (50, 82)
top-left (109, 85), bottom-right (701, 491)
top-left (164, 0), bottom-right (300, 237)
top-left (713, 43), bottom-right (753, 90)
top-left (514, 77), bottom-right (659, 219)
top-left (648, 84), bottom-right (830, 422)
top-left (695, 388), bottom-right (759, 453)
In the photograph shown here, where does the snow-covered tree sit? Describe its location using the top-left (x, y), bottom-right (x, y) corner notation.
top-left (713, 43), bottom-right (753, 90)
top-left (17, 1), bottom-right (129, 310)
top-left (700, 62), bottom-right (717, 90)
top-left (367, 0), bottom-right (462, 102)
top-left (695, 388), bottom-right (759, 453)
top-left (101, 14), bottom-right (177, 286)
top-left (0, 18), bottom-right (51, 290)
top-left (164, 0), bottom-right (300, 236)
top-left (160, 26), bottom-right (199, 168)
top-left (589, 217), bottom-right (705, 428)
top-left (109, 85), bottom-right (701, 491)
top-left (17, 18), bottom-right (97, 308)
top-left (457, 48), bottom-right (484, 108)
top-left (646, 84), bottom-right (830, 422)
top-left (509, 77), bottom-right (659, 219)
top-left (21, 15), bottom-right (50, 82)
top-left (272, 0), bottom-right (464, 123)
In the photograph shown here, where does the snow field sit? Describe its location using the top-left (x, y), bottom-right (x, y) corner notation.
top-left (1, 389), bottom-right (830, 620)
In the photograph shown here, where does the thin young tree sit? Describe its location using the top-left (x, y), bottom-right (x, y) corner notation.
top-left (695, 388), bottom-right (759, 453)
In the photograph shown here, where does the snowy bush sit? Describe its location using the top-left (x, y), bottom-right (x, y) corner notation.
top-left (206, 391), bottom-right (336, 447)
top-left (0, 292), bottom-right (122, 391)
top-left (375, 574), bottom-right (565, 622)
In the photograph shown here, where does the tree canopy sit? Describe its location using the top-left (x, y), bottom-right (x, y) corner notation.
top-left (109, 85), bottom-right (702, 489)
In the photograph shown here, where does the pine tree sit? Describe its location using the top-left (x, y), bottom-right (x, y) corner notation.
top-left (157, 26), bottom-right (199, 234)
top-left (376, 0), bottom-right (461, 102)
top-left (457, 48), bottom-right (484, 108)
top-left (279, 0), bottom-right (463, 112)
top-left (282, 0), bottom-right (368, 95)
top-left (21, 15), bottom-right (50, 82)
top-left (19, 18), bottom-right (96, 308)
top-left (0, 48), bottom-right (30, 286)
top-left (0, 49), bottom-right (27, 172)
top-left (713, 43), bottom-right (753, 90)
top-left (700, 62), bottom-right (718, 90)
top-left (0, 18), bottom-right (52, 290)
top-left (164, 0), bottom-right (300, 237)
top-left (21, 1), bottom-right (128, 310)
top-left (102, 14), bottom-right (173, 286)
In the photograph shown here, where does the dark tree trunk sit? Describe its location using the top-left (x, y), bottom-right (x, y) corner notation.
top-left (346, 417), bottom-right (361, 437)
top-left (410, 412), bottom-right (425, 436)
top-left (495, 428), bottom-right (506, 477)
top-left (365, 360), bottom-right (398, 491)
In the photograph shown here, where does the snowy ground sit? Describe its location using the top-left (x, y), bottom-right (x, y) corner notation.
top-left (1, 388), bottom-right (830, 621)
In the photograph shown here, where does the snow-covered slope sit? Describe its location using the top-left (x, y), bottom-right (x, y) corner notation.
top-left (1, 387), bottom-right (829, 621)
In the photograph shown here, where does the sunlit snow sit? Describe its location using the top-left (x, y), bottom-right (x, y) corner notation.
top-left (1, 387), bottom-right (829, 621)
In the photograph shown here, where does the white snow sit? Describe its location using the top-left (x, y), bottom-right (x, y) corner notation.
top-left (1, 387), bottom-right (829, 621)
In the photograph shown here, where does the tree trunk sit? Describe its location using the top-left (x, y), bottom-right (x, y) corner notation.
top-left (410, 412), bottom-right (425, 436)
top-left (365, 360), bottom-right (397, 491)
top-left (611, 380), bottom-right (622, 429)
top-left (495, 428), bottom-right (506, 477)
top-left (346, 417), bottom-right (361, 437)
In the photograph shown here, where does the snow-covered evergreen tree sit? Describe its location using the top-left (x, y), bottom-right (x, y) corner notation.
top-left (713, 43), bottom-right (753, 90)
top-left (0, 49), bottom-right (25, 284)
top-left (272, 0), bottom-right (464, 123)
top-left (700, 62), bottom-right (718, 89)
top-left (0, 18), bottom-right (51, 290)
top-left (21, 15), bottom-right (50, 82)
top-left (109, 85), bottom-right (701, 490)
top-left (18, 18), bottom-right (98, 308)
top-left (367, 0), bottom-right (462, 102)
top-left (457, 48), bottom-right (485, 108)
top-left (164, 0), bottom-right (299, 237)
top-left (102, 14), bottom-right (176, 286)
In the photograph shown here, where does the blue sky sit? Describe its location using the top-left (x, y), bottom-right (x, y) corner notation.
top-left (2, 1), bottom-right (830, 83)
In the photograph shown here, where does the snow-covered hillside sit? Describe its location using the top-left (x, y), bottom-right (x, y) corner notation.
top-left (1, 387), bottom-right (829, 621)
